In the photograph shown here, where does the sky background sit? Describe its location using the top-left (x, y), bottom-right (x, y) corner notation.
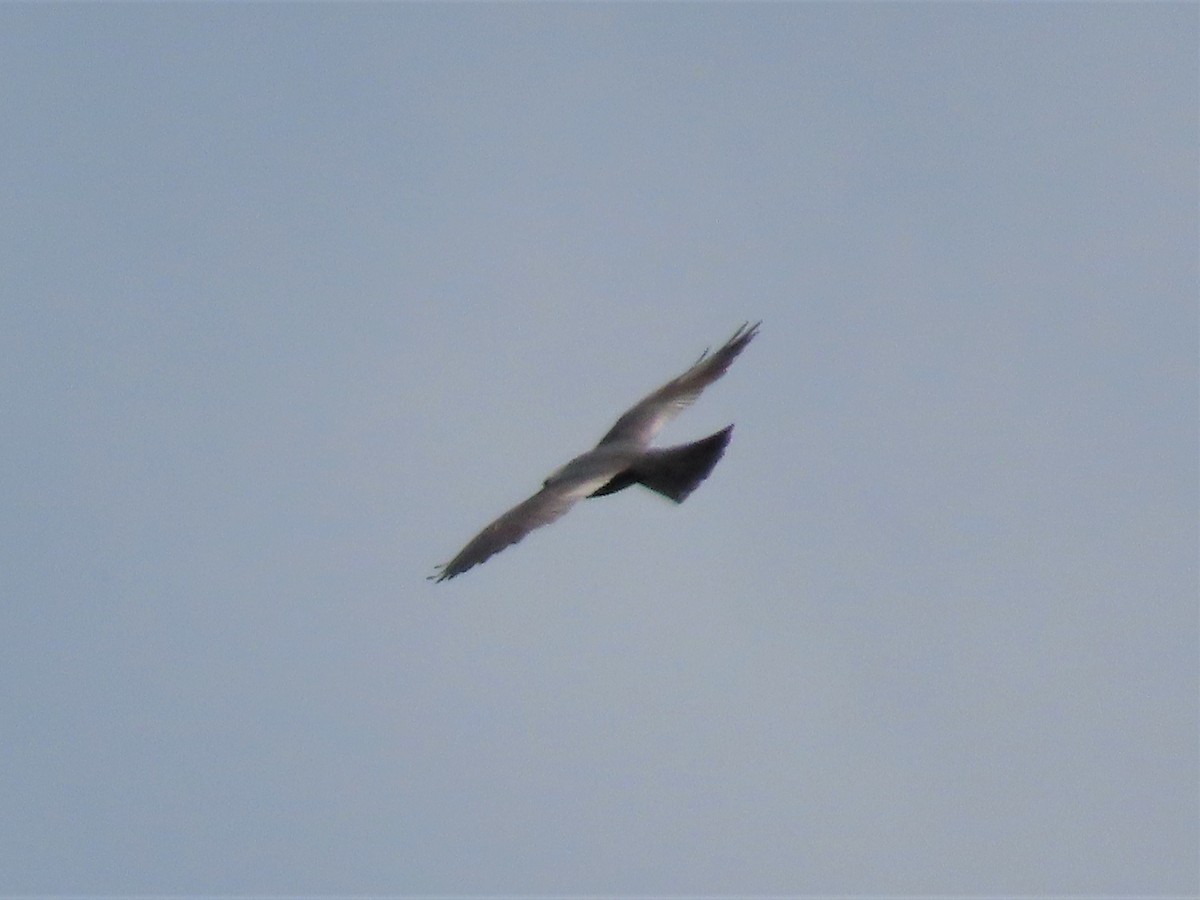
top-left (1, 3), bottom-right (1196, 895)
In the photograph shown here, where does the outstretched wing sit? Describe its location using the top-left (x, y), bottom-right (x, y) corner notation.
top-left (597, 321), bottom-right (760, 448)
top-left (429, 476), bottom-right (606, 582)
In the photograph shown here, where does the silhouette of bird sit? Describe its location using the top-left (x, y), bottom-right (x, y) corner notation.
top-left (429, 322), bottom-right (760, 582)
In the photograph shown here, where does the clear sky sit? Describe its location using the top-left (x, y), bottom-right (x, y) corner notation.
top-left (2, 3), bottom-right (1196, 895)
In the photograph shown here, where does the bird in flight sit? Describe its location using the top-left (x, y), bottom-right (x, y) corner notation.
top-left (429, 321), bottom-right (760, 582)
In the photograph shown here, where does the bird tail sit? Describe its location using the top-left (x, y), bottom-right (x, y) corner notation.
top-left (632, 425), bottom-right (733, 503)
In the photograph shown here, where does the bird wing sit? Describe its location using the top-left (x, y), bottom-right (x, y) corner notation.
top-left (429, 475), bottom-right (611, 582)
top-left (596, 321), bottom-right (760, 448)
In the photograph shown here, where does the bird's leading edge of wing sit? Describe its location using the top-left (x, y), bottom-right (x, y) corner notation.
top-left (596, 321), bottom-right (761, 448)
top-left (428, 474), bottom-right (613, 582)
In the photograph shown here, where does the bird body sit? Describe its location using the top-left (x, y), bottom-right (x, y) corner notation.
top-left (542, 441), bottom-right (641, 491)
top-left (430, 322), bottom-right (759, 582)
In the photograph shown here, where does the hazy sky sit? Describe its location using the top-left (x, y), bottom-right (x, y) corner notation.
top-left (2, 3), bottom-right (1196, 895)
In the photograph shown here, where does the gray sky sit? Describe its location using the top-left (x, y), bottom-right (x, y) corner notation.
top-left (1, 3), bottom-right (1196, 894)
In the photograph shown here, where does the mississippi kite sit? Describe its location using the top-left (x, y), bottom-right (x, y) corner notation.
top-left (429, 321), bottom-right (760, 582)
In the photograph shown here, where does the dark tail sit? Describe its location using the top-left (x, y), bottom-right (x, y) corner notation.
top-left (632, 425), bottom-right (733, 503)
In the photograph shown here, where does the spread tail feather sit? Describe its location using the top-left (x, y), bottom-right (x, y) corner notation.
top-left (633, 425), bottom-right (733, 503)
